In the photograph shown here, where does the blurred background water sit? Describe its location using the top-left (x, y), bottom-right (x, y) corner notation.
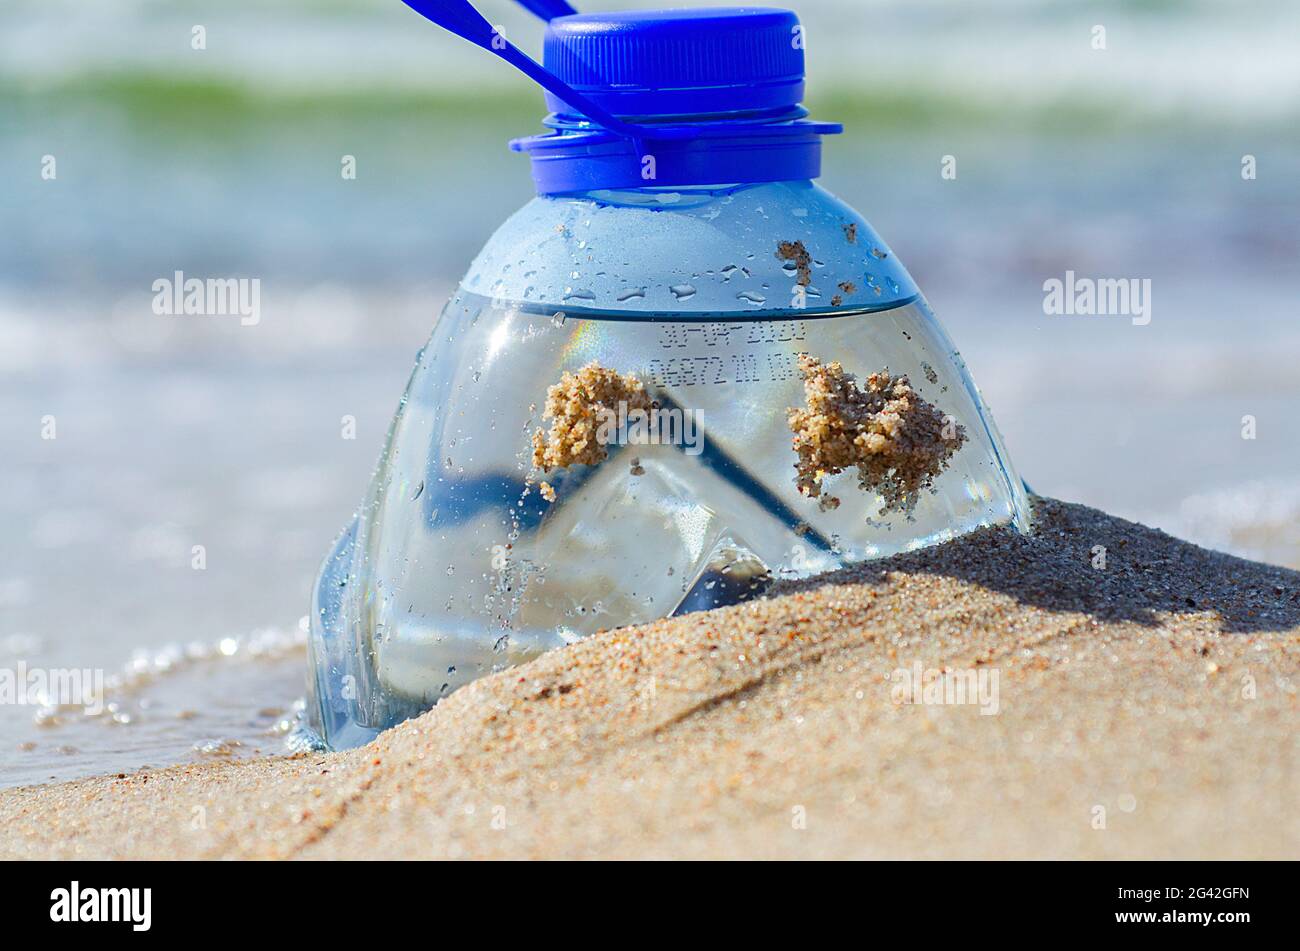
top-left (2, 0), bottom-right (1298, 787)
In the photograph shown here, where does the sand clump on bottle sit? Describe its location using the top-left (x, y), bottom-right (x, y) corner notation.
top-left (788, 355), bottom-right (966, 514)
top-left (532, 362), bottom-right (655, 502)
top-left (775, 240), bottom-right (813, 286)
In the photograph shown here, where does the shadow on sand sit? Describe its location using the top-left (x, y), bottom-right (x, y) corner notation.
top-left (771, 497), bottom-right (1300, 636)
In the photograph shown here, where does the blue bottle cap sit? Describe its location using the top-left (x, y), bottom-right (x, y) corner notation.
top-left (398, 0), bottom-right (840, 194)
top-left (516, 7), bottom-right (839, 194)
top-left (543, 7), bottom-right (807, 118)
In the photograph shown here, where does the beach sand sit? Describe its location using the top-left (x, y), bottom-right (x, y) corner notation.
top-left (2, 498), bottom-right (1296, 860)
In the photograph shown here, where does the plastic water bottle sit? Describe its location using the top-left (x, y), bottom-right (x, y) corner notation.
top-left (306, 1), bottom-right (1030, 749)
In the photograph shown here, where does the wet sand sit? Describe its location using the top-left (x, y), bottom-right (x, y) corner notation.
top-left (2, 499), bottom-right (1296, 860)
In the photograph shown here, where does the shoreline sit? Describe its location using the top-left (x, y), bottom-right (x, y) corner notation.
top-left (3, 498), bottom-right (1296, 860)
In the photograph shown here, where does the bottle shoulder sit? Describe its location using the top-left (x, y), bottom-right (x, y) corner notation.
top-left (461, 181), bottom-right (918, 317)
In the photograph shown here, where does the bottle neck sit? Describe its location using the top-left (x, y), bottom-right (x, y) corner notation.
top-left (510, 108), bottom-right (842, 197)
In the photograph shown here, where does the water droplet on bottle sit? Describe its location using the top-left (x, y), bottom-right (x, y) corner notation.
top-left (671, 284), bottom-right (697, 301)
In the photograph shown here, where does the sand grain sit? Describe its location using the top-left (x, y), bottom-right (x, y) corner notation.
top-left (2, 499), bottom-right (1296, 860)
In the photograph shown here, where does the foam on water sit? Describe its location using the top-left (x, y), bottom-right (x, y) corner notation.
top-left (1, 622), bottom-right (310, 789)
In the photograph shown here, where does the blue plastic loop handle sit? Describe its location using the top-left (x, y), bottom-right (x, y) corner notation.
top-left (401, 0), bottom-right (681, 140)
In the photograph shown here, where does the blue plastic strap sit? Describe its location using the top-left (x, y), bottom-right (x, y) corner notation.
top-left (400, 0), bottom-right (689, 140)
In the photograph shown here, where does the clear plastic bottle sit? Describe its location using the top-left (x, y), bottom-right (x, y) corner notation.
top-left (306, 4), bottom-right (1029, 749)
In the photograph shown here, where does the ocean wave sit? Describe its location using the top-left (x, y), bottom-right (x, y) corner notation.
top-left (3, 0), bottom-right (1299, 126)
